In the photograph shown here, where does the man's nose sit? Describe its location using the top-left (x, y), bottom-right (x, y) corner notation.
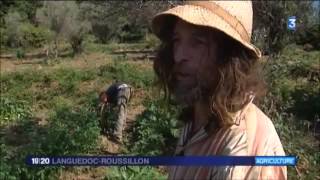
top-left (174, 43), bottom-right (190, 64)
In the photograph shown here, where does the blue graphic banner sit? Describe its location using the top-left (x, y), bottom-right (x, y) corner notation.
top-left (26, 156), bottom-right (297, 166)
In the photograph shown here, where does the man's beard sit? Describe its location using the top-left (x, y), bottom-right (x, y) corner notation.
top-left (172, 79), bottom-right (204, 107)
top-left (171, 66), bottom-right (216, 107)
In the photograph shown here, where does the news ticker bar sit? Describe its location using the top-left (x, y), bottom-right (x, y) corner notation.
top-left (26, 156), bottom-right (297, 166)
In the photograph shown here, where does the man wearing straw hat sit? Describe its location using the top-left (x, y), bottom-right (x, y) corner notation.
top-left (152, 1), bottom-right (287, 179)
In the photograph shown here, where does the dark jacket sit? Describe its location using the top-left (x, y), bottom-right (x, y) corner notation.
top-left (106, 82), bottom-right (128, 104)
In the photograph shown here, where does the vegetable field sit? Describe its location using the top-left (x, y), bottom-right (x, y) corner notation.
top-left (0, 1), bottom-right (319, 179)
top-left (1, 43), bottom-right (319, 179)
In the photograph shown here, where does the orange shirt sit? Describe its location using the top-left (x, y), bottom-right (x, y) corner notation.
top-left (168, 102), bottom-right (287, 180)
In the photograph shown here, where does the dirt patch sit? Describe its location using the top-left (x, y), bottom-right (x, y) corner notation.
top-left (131, 88), bottom-right (146, 103)
top-left (76, 78), bottom-right (114, 97)
top-left (124, 88), bottom-right (148, 131)
top-left (33, 109), bottom-right (50, 126)
top-left (53, 53), bottom-right (112, 70)
top-left (0, 58), bottom-right (18, 73)
top-left (99, 135), bottom-right (122, 155)
top-left (126, 59), bottom-right (153, 68)
top-left (77, 79), bottom-right (101, 95)
top-left (0, 58), bottom-right (47, 74)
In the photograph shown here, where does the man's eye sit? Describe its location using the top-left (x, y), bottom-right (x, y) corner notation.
top-left (191, 39), bottom-right (203, 47)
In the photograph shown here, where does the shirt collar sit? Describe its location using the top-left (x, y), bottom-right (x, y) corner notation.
top-left (175, 93), bottom-right (255, 155)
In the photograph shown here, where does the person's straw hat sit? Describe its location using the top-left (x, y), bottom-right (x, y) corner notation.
top-left (151, 1), bottom-right (261, 59)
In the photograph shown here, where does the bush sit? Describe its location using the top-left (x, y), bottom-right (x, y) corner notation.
top-left (105, 166), bottom-right (167, 180)
top-left (98, 61), bottom-right (155, 88)
top-left (262, 44), bottom-right (320, 122)
top-left (1, 70), bottom-right (47, 98)
top-left (15, 48), bottom-right (25, 59)
top-left (3, 10), bottom-right (53, 49)
top-left (128, 99), bottom-right (180, 155)
top-left (53, 68), bottom-right (97, 94)
top-left (82, 2), bottom-right (147, 44)
top-left (116, 18), bottom-right (146, 43)
top-left (0, 27), bottom-right (8, 50)
top-left (36, 1), bottom-right (92, 55)
top-left (5, 22), bottom-right (53, 49)
top-left (19, 23), bottom-right (53, 48)
top-left (40, 106), bottom-right (100, 155)
top-left (296, 23), bottom-right (320, 50)
top-left (144, 33), bottom-right (160, 49)
top-left (260, 45), bottom-right (320, 179)
top-left (0, 105), bottom-right (100, 179)
top-left (252, 1), bottom-right (315, 55)
top-left (3, 11), bottom-right (24, 48)
top-left (0, 97), bottom-right (31, 126)
top-left (270, 112), bottom-right (320, 179)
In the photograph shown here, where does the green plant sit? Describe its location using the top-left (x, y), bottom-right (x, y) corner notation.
top-left (98, 61), bottom-right (154, 89)
top-left (3, 9), bottom-right (52, 49)
top-left (20, 23), bottom-right (53, 48)
top-left (1, 70), bottom-right (45, 93)
top-left (105, 166), bottom-right (167, 180)
top-left (0, 97), bottom-right (31, 126)
top-left (0, 26), bottom-right (8, 49)
top-left (53, 68), bottom-right (96, 94)
top-left (40, 105), bottom-right (100, 155)
top-left (260, 45), bottom-right (320, 179)
top-left (271, 111), bottom-right (320, 179)
top-left (0, 105), bottom-right (100, 179)
top-left (144, 33), bottom-right (160, 49)
top-left (36, 1), bottom-right (92, 55)
top-left (15, 48), bottom-right (25, 59)
top-left (128, 99), bottom-right (180, 155)
top-left (263, 45), bottom-right (320, 120)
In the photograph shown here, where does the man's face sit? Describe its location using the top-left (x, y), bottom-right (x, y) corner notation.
top-left (172, 19), bottom-right (218, 106)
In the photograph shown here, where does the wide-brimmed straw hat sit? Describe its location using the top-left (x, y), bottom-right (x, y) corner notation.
top-left (151, 1), bottom-right (261, 59)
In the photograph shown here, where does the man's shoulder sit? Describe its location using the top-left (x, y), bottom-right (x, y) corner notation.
top-left (243, 103), bottom-right (281, 138)
top-left (249, 103), bottom-right (274, 128)
top-left (245, 103), bottom-right (285, 154)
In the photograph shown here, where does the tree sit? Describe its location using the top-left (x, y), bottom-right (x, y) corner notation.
top-left (252, 1), bottom-right (314, 55)
top-left (3, 11), bottom-right (25, 48)
top-left (36, 1), bottom-right (91, 56)
top-left (78, 1), bottom-right (177, 43)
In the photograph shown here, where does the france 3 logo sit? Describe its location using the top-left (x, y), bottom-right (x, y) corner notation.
top-left (287, 16), bottom-right (296, 31)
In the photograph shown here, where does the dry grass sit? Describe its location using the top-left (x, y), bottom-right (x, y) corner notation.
top-left (0, 52), bottom-right (113, 74)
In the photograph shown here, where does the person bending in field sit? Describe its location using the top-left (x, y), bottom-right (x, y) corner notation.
top-left (98, 82), bottom-right (133, 142)
top-left (151, 1), bottom-right (287, 179)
